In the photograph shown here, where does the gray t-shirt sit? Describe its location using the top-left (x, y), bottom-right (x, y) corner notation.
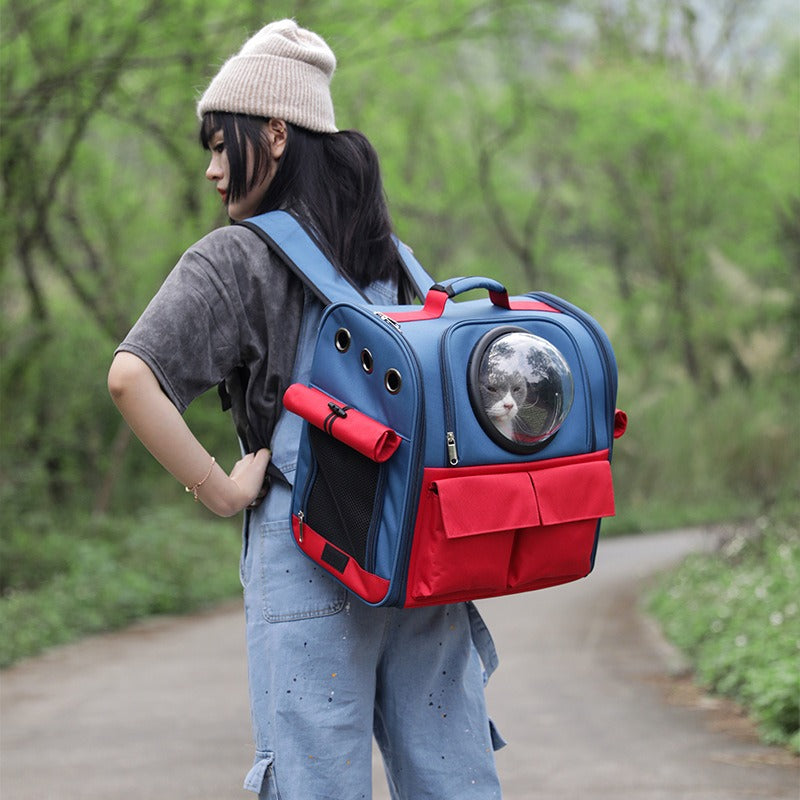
top-left (117, 224), bottom-right (305, 450)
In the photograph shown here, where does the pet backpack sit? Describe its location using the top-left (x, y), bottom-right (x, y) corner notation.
top-left (243, 211), bottom-right (627, 608)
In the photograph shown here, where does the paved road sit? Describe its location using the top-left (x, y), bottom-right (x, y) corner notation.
top-left (1, 529), bottom-right (797, 799)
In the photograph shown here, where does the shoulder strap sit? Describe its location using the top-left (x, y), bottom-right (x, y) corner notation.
top-left (392, 236), bottom-right (436, 302)
top-left (223, 210), bottom-right (435, 482)
top-left (239, 210), bottom-right (368, 305)
top-left (238, 209), bottom-right (435, 305)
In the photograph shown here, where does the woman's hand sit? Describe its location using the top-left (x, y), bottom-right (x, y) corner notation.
top-left (109, 352), bottom-right (272, 518)
top-left (229, 449), bottom-right (272, 512)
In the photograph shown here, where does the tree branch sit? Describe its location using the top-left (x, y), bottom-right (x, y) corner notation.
top-left (38, 226), bottom-right (121, 342)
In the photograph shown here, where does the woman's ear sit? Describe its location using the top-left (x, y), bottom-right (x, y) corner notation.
top-left (266, 118), bottom-right (287, 160)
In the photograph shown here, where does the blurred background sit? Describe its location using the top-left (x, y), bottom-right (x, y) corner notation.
top-left (1, 0), bottom-right (798, 747)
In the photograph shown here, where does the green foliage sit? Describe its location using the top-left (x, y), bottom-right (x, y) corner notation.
top-left (647, 508), bottom-right (800, 751)
top-left (606, 368), bottom-right (800, 535)
top-left (0, 507), bottom-right (241, 667)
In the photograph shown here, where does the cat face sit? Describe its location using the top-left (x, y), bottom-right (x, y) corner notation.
top-left (480, 368), bottom-right (527, 438)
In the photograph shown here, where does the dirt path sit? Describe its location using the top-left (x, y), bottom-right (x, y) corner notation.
top-left (481, 529), bottom-right (799, 799)
top-left (1, 529), bottom-right (797, 799)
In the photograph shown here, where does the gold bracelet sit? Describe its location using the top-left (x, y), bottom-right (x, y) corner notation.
top-left (185, 456), bottom-right (215, 502)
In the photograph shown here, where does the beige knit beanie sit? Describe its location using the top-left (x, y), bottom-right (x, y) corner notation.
top-left (197, 19), bottom-right (337, 133)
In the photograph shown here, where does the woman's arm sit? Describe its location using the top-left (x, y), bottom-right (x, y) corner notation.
top-left (108, 352), bottom-right (270, 517)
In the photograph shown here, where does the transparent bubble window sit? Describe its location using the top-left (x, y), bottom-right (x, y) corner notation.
top-left (468, 327), bottom-right (574, 453)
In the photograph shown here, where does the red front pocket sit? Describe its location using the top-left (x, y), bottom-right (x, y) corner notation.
top-left (408, 485), bottom-right (515, 601)
top-left (404, 451), bottom-right (614, 606)
top-left (507, 458), bottom-right (613, 588)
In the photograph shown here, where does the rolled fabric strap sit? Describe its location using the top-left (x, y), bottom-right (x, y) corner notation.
top-left (283, 384), bottom-right (401, 462)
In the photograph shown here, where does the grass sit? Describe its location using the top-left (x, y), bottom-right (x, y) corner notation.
top-left (0, 506), bottom-right (242, 668)
top-left (646, 505), bottom-right (800, 752)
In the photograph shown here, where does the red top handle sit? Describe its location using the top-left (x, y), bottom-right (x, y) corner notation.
top-left (386, 277), bottom-right (562, 323)
top-left (388, 277), bottom-right (510, 322)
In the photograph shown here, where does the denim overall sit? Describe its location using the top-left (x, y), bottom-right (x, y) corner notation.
top-left (241, 283), bottom-right (505, 800)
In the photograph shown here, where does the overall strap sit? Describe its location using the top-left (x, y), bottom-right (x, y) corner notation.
top-left (238, 210), bottom-right (435, 305)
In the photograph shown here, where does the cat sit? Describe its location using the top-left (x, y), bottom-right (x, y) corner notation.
top-left (479, 368), bottom-right (528, 440)
top-left (477, 332), bottom-right (572, 445)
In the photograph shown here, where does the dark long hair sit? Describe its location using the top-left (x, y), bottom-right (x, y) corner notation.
top-left (201, 112), bottom-right (406, 290)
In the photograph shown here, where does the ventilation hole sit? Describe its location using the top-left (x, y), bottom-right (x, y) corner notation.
top-left (335, 328), bottom-right (351, 353)
top-left (384, 369), bottom-right (402, 394)
top-left (361, 349), bottom-right (374, 374)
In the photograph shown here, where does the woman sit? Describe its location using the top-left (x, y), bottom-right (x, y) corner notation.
top-left (108, 19), bottom-right (504, 799)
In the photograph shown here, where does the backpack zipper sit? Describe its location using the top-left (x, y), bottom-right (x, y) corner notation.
top-left (530, 292), bottom-right (616, 448)
top-left (439, 325), bottom-right (460, 465)
top-left (374, 311), bottom-right (402, 332)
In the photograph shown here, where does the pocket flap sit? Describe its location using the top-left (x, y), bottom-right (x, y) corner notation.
top-left (531, 458), bottom-right (615, 525)
top-left (432, 456), bottom-right (615, 539)
top-left (433, 472), bottom-right (539, 538)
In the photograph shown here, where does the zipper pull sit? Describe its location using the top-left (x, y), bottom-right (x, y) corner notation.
top-left (374, 311), bottom-right (402, 332)
top-left (446, 432), bottom-right (459, 466)
top-left (297, 510), bottom-right (305, 542)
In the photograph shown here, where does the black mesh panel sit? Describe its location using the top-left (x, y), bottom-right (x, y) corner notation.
top-left (306, 426), bottom-right (380, 569)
